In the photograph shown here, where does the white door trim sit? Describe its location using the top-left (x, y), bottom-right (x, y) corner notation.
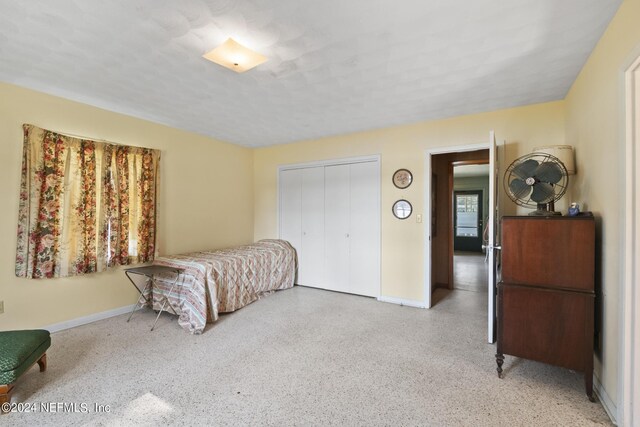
top-left (621, 52), bottom-right (640, 427)
top-left (423, 142), bottom-right (490, 309)
top-left (278, 154), bottom-right (381, 171)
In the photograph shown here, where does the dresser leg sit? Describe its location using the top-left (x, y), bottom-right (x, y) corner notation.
top-left (496, 353), bottom-right (504, 378)
top-left (585, 340), bottom-right (595, 402)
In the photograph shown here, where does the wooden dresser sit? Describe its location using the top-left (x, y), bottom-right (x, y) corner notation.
top-left (496, 215), bottom-right (595, 401)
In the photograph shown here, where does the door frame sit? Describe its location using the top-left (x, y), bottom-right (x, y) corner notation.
top-left (423, 143), bottom-right (490, 309)
top-left (277, 154), bottom-right (382, 298)
top-left (621, 51), bottom-right (640, 427)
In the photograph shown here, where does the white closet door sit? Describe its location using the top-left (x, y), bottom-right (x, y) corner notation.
top-left (349, 161), bottom-right (380, 297)
top-left (299, 166), bottom-right (325, 287)
top-left (324, 164), bottom-right (350, 292)
top-left (279, 169), bottom-right (302, 283)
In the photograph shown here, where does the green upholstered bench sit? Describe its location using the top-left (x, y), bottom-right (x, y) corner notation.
top-left (0, 330), bottom-right (50, 414)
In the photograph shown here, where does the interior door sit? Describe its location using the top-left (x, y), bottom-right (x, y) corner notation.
top-left (299, 166), bottom-right (325, 287)
top-left (349, 161), bottom-right (380, 297)
top-left (324, 164), bottom-right (350, 292)
top-left (279, 169), bottom-right (302, 283)
top-left (487, 131), bottom-right (499, 343)
top-left (453, 190), bottom-right (483, 252)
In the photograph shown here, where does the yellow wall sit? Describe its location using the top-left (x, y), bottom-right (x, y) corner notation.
top-left (253, 101), bottom-right (565, 301)
top-left (3, 0), bottom-right (636, 411)
top-left (0, 83), bottom-right (254, 330)
top-left (564, 0), bottom-right (640, 409)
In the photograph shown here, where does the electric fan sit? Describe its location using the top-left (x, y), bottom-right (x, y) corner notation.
top-left (504, 152), bottom-right (569, 216)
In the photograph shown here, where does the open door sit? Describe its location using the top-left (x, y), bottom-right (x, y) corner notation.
top-left (486, 131), bottom-right (499, 343)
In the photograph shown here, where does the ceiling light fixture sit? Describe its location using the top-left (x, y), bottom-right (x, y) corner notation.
top-left (202, 38), bottom-right (267, 73)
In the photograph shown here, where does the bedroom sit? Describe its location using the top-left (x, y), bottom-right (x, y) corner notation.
top-left (1, 0), bottom-right (639, 425)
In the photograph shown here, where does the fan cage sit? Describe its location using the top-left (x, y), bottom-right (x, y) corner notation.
top-left (503, 152), bottom-right (569, 211)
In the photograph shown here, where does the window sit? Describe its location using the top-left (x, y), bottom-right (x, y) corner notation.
top-left (15, 124), bottom-right (160, 278)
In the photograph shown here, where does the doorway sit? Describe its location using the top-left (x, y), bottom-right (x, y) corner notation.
top-left (429, 151), bottom-right (490, 322)
top-left (429, 151), bottom-right (489, 296)
top-left (424, 135), bottom-right (500, 343)
top-left (452, 163), bottom-right (490, 294)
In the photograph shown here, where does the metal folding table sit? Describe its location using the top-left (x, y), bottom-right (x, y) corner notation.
top-left (124, 265), bottom-right (184, 331)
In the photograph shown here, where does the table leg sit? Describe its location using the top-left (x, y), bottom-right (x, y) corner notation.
top-left (127, 278), bottom-right (153, 322)
top-left (150, 272), bottom-right (181, 331)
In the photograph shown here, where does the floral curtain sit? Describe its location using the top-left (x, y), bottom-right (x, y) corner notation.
top-left (15, 124), bottom-right (160, 279)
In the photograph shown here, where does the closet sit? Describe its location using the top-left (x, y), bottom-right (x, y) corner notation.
top-left (279, 158), bottom-right (380, 297)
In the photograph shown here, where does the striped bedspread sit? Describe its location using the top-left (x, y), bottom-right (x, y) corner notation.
top-left (150, 239), bottom-right (296, 334)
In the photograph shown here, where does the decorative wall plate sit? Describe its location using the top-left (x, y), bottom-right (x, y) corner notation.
top-left (392, 168), bottom-right (413, 189)
top-left (392, 199), bottom-right (412, 219)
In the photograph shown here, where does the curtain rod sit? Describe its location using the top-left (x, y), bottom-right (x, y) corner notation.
top-left (56, 130), bottom-right (114, 143)
top-left (61, 132), bottom-right (158, 152)
top-left (32, 125), bottom-right (157, 151)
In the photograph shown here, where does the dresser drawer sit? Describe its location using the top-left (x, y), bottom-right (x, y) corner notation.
top-left (497, 283), bottom-right (594, 371)
top-left (501, 216), bottom-right (595, 291)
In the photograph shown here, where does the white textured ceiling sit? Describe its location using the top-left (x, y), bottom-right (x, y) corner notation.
top-left (0, 0), bottom-right (622, 147)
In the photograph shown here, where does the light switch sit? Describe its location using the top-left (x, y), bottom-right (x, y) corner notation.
top-left (416, 214), bottom-right (422, 223)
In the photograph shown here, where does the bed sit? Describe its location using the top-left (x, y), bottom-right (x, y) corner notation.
top-left (148, 239), bottom-right (296, 334)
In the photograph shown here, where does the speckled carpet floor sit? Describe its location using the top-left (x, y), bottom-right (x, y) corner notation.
top-left (7, 286), bottom-right (612, 426)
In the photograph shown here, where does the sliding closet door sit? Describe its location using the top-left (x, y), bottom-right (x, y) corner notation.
top-left (279, 169), bottom-right (302, 277)
top-left (324, 164), bottom-right (350, 292)
top-left (349, 161), bottom-right (380, 297)
top-left (299, 166), bottom-right (325, 287)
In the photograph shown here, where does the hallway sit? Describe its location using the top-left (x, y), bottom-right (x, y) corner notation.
top-left (453, 251), bottom-right (488, 293)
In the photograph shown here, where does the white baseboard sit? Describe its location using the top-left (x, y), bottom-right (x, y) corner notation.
top-left (594, 373), bottom-right (618, 425)
top-left (44, 304), bottom-right (136, 334)
top-left (377, 296), bottom-right (426, 309)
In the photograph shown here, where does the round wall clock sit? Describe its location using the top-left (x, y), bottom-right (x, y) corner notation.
top-left (392, 199), bottom-right (413, 220)
top-left (392, 169), bottom-right (413, 189)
